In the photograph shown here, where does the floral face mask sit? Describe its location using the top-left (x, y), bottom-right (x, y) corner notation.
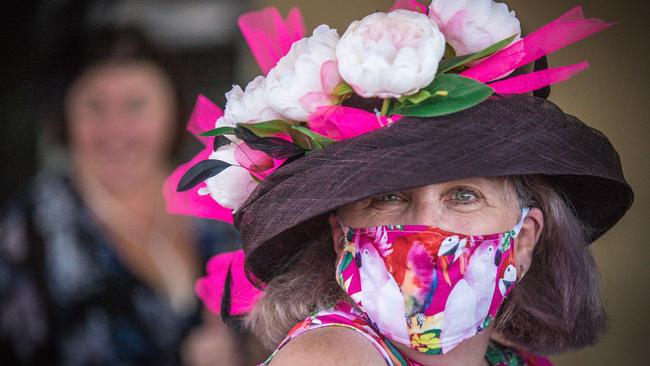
top-left (335, 208), bottom-right (529, 355)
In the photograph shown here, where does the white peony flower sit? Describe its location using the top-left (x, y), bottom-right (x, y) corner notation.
top-left (199, 144), bottom-right (258, 211)
top-left (429, 0), bottom-right (521, 56)
top-left (336, 10), bottom-right (446, 99)
top-left (264, 25), bottom-right (340, 121)
top-left (216, 75), bottom-right (282, 129)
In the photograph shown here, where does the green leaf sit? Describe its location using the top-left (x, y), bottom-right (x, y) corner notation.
top-left (234, 126), bottom-right (306, 159)
top-left (291, 125), bottom-right (335, 148)
top-left (397, 89), bottom-right (432, 105)
top-left (332, 81), bottom-right (354, 96)
top-left (236, 120), bottom-right (315, 149)
top-left (437, 34), bottom-right (518, 75)
top-left (199, 126), bottom-right (236, 137)
top-left (287, 129), bottom-right (314, 150)
top-left (443, 43), bottom-right (456, 59)
top-left (237, 120), bottom-right (293, 137)
top-left (389, 74), bottom-right (493, 118)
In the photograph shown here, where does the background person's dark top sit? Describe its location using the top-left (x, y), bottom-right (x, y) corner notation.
top-left (0, 170), bottom-right (241, 365)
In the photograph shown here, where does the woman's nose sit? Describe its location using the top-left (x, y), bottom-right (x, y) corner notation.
top-left (410, 204), bottom-right (442, 226)
top-left (97, 108), bottom-right (131, 132)
top-left (407, 186), bottom-right (444, 226)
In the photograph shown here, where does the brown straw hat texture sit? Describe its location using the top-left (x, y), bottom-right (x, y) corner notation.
top-left (234, 94), bottom-right (633, 282)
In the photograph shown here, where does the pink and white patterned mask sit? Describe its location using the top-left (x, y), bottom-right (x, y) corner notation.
top-left (335, 208), bottom-right (528, 354)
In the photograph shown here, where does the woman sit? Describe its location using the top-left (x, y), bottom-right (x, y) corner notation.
top-left (167, 1), bottom-right (633, 365)
top-left (0, 27), bottom-right (251, 365)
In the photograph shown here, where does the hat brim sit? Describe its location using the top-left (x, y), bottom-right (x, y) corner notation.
top-left (235, 95), bottom-right (633, 282)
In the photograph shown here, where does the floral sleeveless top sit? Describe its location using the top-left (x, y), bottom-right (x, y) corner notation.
top-left (262, 301), bottom-right (553, 366)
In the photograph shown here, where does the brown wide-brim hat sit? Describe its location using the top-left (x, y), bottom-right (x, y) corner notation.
top-left (234, 94), bottom-right (634, 283)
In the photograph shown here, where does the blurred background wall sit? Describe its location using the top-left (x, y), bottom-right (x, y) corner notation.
top-left (1, 0), bottom-right (647, 365)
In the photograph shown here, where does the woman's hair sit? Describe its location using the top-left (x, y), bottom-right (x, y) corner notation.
top-left (244, 175), bottom-right (606, 353)
top-left (494, 175), bottom-right (606, 354)
top-left (48, 26), bottom-right (188, 158)
top-left (244, 227), bottom-right (344, 348)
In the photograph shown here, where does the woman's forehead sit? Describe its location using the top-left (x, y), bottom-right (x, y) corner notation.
top-left (404, 176), bottom-right (511, 194)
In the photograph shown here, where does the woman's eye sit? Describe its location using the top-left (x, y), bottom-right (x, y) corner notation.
top-left (86, 99), bottom-right (104, 114)
top-left (448, 187), bottom-right (482, 205)
top-left (379, 193), bottom-right (401, 202)
top-left (126, 98), bottom-right (147, 113)
top-left (369, 192), bottom-right (405, 206)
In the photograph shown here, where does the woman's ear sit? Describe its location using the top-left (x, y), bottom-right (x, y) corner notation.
top-left (328, 214), bottom-right (345, 256)
top-left (515, 207), bottom-right (544, 279)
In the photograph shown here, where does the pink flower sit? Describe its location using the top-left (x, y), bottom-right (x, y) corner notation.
top-left (265, 25), bottom-right (341, 121)
top-left (429, 0), bottom-right (521, 56)
top-left (308, 106), bottom-right (403, 141)
top-left (297, 60), bottom-right (343, 116)
top-left (199, 143), bottom-right (259, 211)
top-left (216, 76), bottom-right (283, 143)
top-left (336, 10), bottom-right (446, 98)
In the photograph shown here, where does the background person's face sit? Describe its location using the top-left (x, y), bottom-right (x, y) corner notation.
top-left (337, 177), bottom-right (521, 235)
top-left (65, 62), bottom-right (176, 190)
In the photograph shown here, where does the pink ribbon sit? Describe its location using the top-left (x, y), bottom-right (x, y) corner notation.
top-left (489, 62), bottom-right (589, 94)
top-left (461, 6), bottom-right (612, 83)
top-left (185, 94), bottom-right (219, 147)
top-left (162, 96), bottom-right (234, 223)
top-left (234, 142), bottom-right (287, 180)
top-left (238, 7), bottom-right (307, 75)
top-left (389, 0), bottom-right (428, 13)
top-left (195, 249), bottom-right (263, 316)
top-left (308, 106), bottom-right (403, 141)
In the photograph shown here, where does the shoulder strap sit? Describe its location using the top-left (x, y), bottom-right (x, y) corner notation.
top-left (262, 307), bottom-right (413, 366)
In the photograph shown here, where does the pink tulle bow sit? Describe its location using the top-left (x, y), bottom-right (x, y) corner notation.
top-left (238, 7), bottom-right (307, 75)
top-left (234, 142), bottom-right (287, 180)
top-left (298, 60), bottom-right (342, 114)
top-left (307, 106), bottom-right (403, 141)
top-left (185, 94), bottom-right (220, 147)
top-left (461, 6), bottom-right (613, 83)
top-left (163, 96), bottom-right (234, 223)
top-left (195, 249), bottom-right (263, 316)
top-left (489, 62), bottom-right (589, 94)
top-left (235, 143), bottom-right (273, 173)
top-left (389, 0), bottom-right (428, 13)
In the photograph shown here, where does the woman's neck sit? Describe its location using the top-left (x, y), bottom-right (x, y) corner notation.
top-left (72, 161), bottom-right (167, 219)
top-left (393, 329), bottom-right (493, 366)
top-left (71, 161), bottom-right (199, 314)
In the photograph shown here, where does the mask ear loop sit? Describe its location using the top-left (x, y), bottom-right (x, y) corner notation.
top-left (338, 232), bottom-right (347, 247)
top-left (511, 207), bottom-right (531, 280)
top-left (511, 207), bottom-right (530, 237)
top-left (332, 212), bottom-right (350, 245)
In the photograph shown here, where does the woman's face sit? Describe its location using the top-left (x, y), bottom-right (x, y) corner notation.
top-left (65, 61), bottom-right (177, 191)
top-left (337, 177), bottom-right (521, 235)
top-left (334, 177), bottom-right (544, 285)
top-left (333, 177), bottom-right (544, 362)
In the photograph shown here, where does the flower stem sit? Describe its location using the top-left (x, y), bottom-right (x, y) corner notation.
top-left (380, 98), bottom-right (391, 116)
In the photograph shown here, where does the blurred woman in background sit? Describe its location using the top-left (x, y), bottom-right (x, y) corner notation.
top-left (0, 27), bottom-right (259, 365)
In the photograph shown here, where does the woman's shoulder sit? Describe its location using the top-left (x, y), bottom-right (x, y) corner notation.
top-left (267, 326), bottom-right (388, 366)
top-left (261, 302), bottom-right (407, 365)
